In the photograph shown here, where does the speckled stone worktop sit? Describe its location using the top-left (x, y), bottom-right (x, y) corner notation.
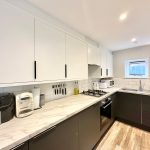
top-left (118, 89), bottom-right (150, 96)
top-left (0, 88), bottom-right (119, 150)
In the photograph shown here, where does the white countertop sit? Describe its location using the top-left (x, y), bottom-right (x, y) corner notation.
top-left (118, 89), bottom-right (150, 96)
top-left (0, 87), bottom-right (119, 150)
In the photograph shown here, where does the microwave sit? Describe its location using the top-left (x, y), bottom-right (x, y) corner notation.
top-left (100, 79), bottom-right (114, 88)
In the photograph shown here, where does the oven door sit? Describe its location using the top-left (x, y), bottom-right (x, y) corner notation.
top-left (101, 99), bottom-right (112, 118)
top-left (100, 98), bottom-right (112, 132)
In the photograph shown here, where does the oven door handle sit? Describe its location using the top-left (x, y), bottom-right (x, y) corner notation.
top-left (102, 101), bottom-right (112, 109)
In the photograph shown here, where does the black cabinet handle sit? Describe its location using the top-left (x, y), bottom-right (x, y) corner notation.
top-left (34, 61), bottom-right (37, 79)
top-left (106, 69), bottom-right (108, 76)
top-left (65, 64), bottom-right (67, 78)
top-left (32, 126), bottom-right (56, 140)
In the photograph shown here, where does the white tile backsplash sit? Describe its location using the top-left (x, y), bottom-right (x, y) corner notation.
top-left (0, 79), bottom-right (94, 102)
top-left (78, 80), bottom-right (89, 92)
top-left (114, 78), bottom-right (150, 90)
top-left (0, 78), bottom-right (100, 102)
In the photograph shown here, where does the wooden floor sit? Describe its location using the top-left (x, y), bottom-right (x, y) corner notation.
top-left (96, 121), bottom-right (150, 150)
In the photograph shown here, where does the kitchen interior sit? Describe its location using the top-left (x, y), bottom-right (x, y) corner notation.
top-left (0, 0), bottom-right (150, 150)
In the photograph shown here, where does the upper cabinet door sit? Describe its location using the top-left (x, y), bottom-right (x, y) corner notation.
top-left (66, 35), bottom-right (88, 80)
top-left (100, 49), bottom-right (107, 78)
top-left (0, 1), bottom-right (34, 84)
top-left (35, 20), bottom-right (66, 81)
top-left (107, 51), bottom-right (113, 77)
top-left (88, 44), bottom-right (100, 66)
top-left (100, 49), bottom-right (113, 78)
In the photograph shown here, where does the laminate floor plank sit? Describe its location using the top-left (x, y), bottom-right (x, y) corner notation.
top-left (96, 121), bottom-right (150, 150)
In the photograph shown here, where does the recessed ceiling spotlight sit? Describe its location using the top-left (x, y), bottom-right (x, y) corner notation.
top-left (131, 38), bottom-right (137, 43)
top-left (119, 12), bottom-right (128, 21)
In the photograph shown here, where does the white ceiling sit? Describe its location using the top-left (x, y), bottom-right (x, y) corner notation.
top-left (27, 0), bottom-right (150, 51)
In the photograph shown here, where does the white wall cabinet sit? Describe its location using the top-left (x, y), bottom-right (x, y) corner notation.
top-left (100, 49), bottom-right (107, 78)
top-left (88, 44), bottom-right (101, 66)
top-left (0, 1), bottom-right (34, 84)
top-left (106, 50), bottom-right (113, 77)
top-left (0, 1), bottom-right (89, 86)
top-left (66, 35), bottom-right (88, 80)
top-left (100, 49), bottom-right (113, 78)
top-left (35, 20), bottom-right (88, 82)
top-left (35, 19), bottom-right (66, 81)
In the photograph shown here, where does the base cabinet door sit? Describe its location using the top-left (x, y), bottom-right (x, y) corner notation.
top-left (11, 142), bottom-right (28, 150)
top-left (142, 95), bottom-right (150, 128)
top-left (116, 92), bottom-right (141, 124)
top-left (29, 103), bottom-right (100, 150)
top-left (78, 103), bottom-right (100, 150)
top-left (111, 94), bottom-right (117, 120)
top-left (29, 117), bottom-right (78, 150)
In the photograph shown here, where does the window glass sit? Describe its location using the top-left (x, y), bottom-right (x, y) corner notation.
top-left (125, 59), bottom-right (149, 78)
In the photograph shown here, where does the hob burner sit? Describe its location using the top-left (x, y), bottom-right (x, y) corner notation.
top-left (82, 90), bottom-right (107, 97)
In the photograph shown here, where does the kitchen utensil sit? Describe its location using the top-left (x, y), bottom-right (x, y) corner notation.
top-left (32, 88), bottom-right (40, 109)
top-left (40, 94), bottom-right (45, 107)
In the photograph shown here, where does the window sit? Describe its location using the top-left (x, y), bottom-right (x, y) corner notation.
top-left (125, 58), bottom-right (149, 78)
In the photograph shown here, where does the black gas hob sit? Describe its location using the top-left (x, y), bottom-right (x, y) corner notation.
top-left (82, 90), bottom-right (107, 97)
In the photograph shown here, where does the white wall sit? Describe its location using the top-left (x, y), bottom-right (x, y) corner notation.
top-left (113, 45), bottom-right (150, 90)
top-left (114, 78), bottom-right (150, 90)
top-left (113, 45), bottom-right (150, 78)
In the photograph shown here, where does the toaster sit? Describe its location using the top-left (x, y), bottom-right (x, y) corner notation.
top-left (100, 79), bottom-right (114, 88)
top-left (99, 82), bottom-right (108, 89)
top-left (15, 92), bottom-right (34, 118)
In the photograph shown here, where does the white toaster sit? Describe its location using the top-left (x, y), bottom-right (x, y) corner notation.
top-left (15, 92), bottom-right (34, 118)
top-left (99, 82), bottom-right (108, 89)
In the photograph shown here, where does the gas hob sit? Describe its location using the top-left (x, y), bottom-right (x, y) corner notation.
top-left (82, 90), bottom-right (107, 97)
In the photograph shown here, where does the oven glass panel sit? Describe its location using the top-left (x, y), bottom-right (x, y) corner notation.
top-left (100, 98), bottom-right (112, 130)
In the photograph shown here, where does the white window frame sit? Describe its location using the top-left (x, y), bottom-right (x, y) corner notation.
top-left (125, 58), bottom-right (149, 78)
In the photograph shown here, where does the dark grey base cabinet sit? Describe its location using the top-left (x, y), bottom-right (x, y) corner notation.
top-left (11, 142), bottom-right (29, 150)
top-left (115, 92), bottom-right (141, 124)
top-left (142, 95), bottom-right (150, 128)
top-left (29, 102), bottom-right (100, 150)
top-left (111, 94), bottom-right (117, 120)
top-left (78, 103), bottom-right (100, 150)
top-left (115, 92), bottom-right (150, 130)
top-left (29, 116), bottom-right (78, 150)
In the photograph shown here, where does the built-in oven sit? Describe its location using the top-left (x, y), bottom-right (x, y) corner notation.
top-left (100, 96), bottom-right (114, 138)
